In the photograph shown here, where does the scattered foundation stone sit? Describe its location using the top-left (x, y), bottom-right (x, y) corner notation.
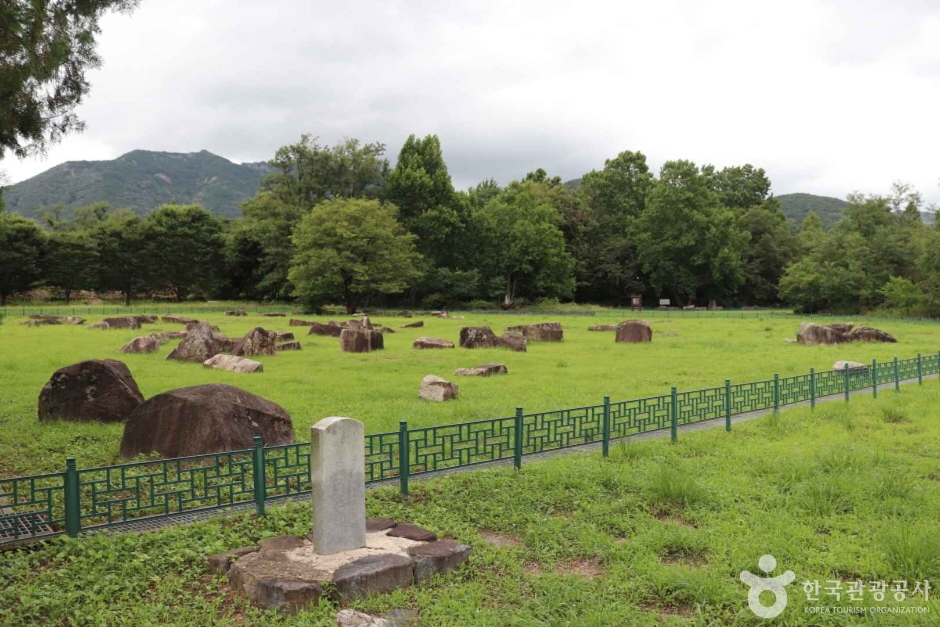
top-left (418, 376), bottom-right (458, 402)
top-left (412, 337), bottom-right (454, 349)
top-left (506, 322), bottom-right (563, 342)
top-left (203, 354), bottom-right (264, 374)
top-left (615, 320), bottom-right (652, 343)
top-left (118, 336), bottom-right (160, 354)
top-left (454, 363), bottom-right (507, 377)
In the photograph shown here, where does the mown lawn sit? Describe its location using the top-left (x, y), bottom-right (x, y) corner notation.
top-left (1, 311), bottom-right (940, 475)
top-left (2, 383), bottom-right (939, 625)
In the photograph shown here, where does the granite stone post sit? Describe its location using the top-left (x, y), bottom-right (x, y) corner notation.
top-left (310, 417), bottom-right (366, 555)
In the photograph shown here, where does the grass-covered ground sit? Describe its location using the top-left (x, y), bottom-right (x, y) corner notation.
top-left (2, 312), bottom-right (940, 476)
top-left (2, 384), bottom-right (939, 625)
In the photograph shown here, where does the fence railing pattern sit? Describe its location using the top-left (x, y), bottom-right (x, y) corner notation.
top-left (1, 351), bottom-right (938, 547)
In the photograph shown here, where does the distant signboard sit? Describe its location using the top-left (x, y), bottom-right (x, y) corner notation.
top-left (659, 299), bottom-right (670, 306)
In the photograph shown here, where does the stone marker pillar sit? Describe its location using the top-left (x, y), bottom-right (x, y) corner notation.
top-left (310, 417), bottom-right (366, 555)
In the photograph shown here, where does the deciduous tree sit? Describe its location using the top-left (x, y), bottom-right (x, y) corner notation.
top-left (289, 199), bottom-right (421, 313)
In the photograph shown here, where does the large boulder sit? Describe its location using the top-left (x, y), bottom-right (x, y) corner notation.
top-left (204, 354), bottom-right (264, 374)
top-left (340, 328), bottom-right (383, 353)
top-left (119, 384), bottom-right (293, 458)
top-left (615, 320), bottom-right (652, 343)
top-left (308, 322), bottom-right (343, 337)
top-left (413, 337), bottom-right (454, 349)
top-left (824, 323), bottom-right (854, 334)
top-left (133, 315), bottom-right (158, 324)
top-left (118, 336), bottom-right (160, 354)
top-left (506, 322), bottom-right (563, 342)
top-left (289, 319), bottom-right (315, 327)
top-left (38, 360), bottom-right (144, 423)
top-left (419, 375), bottom-right (458, 402)
top-left (402, 320), bottom-right (424, 328)
top-left (454, 363), bottom-right (507, 377)
top-left (276, 340), bottom-right (302, 351)
top-left (166, 322), bottom-right (224, 363)
top-left (232, 327), bottom-right (277, 357)
top-left (103, 317), bottom-right (142, 330)
top-left (796, 322), bottom-right (847, 346)
top-left (258, 312), bottom-right (286, 317)
top-left (224, 310), bottom-right (247, 317)
top-left (844, 326), bottom-right (897, 343)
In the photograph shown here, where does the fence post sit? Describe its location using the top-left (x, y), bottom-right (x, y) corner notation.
top-left (872, 359), bottom-right (878, 399)
top-left (670, 387), bottom-right (678, 443)
top-left (252, 436), bottom-right (266, 516)
top-left (724, 379), bottom-right (731, 432)
top-left (514, 407), bottom-right (523, 470)
top-left (843, 363), bottom-right (850, 402)
top-left (894, 357), bottom-right (900, 392)
top-left (810, 368), bottom-right (816, 410)
top-left (937, 351), bottom-right (940, 383)
top-left (64, 458), bottom-right (80, 538)
top-left (602, 396), bottom-right (611, 458)
top-left (773, 373), bottom-right (780, 414)
top-left (917, 353), bottom-right (923, 386)
top-left (398, 421), bottom-right (409, 498)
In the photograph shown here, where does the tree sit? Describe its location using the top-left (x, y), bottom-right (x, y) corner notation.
top-left (45, 230), bottom-right (97, 303)
top-left (147, 204), bottom-right (224, 301)
top-left (92, 210), bottom-right (152, 306)
top-left (474, 181), bottom-right (575, 308)
top-left (634, 161), bottom-right (748, 303)
top-left (384, 134), bottom-right (467, 267)
top-left (735, 199), bottom-right (799, 305)
top-left (262, 135), bottom-right (388, 208)
top-left (0, 0), bottom-right (139, 159)
top-left (289, 199), bottom-right (422, 313)
top-left (703, 164), bottom-right (771, 210)
top-left (0, 212), bottom-right (46, 305)
top-left (575, 150), bottom-right (653, 303)
top-left (237, 191), bottom-right (306, 299)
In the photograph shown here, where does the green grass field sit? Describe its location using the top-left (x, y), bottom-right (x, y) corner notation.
top-left (2, 312), bottom-right (940, 476)
top-left (2, 382), bottom-right (939, 625)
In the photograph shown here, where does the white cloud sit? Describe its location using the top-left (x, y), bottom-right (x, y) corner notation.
top-left (3, 0), bottom-right (938, 203)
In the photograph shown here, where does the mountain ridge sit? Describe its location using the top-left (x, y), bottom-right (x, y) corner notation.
top-left (2, 149), bottom-right (272, 219)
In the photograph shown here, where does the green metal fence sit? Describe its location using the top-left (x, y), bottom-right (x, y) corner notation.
top-left (2, 350), bottom-right (938, 547)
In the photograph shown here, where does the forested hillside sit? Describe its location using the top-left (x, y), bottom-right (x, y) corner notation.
top-left (777, 193), bottom-right (848, 224)
top-left (1, 134), bottom-right (938, 315)
top-left (3, 150), bottom-right (271, 219)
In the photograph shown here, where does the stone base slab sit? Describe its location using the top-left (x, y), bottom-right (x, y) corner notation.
top-left (219, 523), bottom-right (470, 612)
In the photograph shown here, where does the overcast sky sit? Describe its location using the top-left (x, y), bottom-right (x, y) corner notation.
top-left (3, 0), bottom-right (939, 203)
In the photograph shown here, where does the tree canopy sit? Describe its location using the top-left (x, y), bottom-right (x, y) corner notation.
top-left (288, 199), bottom-right (421, 314)
top-left (0, 0), bottom-right (139, 159)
